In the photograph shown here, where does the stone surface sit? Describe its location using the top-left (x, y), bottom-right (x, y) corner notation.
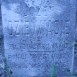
top-left (0, 2), bottom-right (5, 77)
top-left (1, 0), bottom-right (76, 77)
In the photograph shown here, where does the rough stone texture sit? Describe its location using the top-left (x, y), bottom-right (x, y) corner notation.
top-left (1, 0), bottom-right (77, 77)
top-left (0, 2), bottom-right (5, 77)
top-left (73, 0), bottom-right (77, 74)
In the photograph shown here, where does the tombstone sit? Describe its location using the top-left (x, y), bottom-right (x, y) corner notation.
top-left (1, 0), bottom-right (76, 77)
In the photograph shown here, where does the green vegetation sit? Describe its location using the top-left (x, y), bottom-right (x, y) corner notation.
top-left (51, 64), bottom-right (57, 77)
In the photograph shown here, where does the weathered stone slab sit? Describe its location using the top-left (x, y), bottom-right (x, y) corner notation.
top-left (1, 0), bottom-right (76, 77)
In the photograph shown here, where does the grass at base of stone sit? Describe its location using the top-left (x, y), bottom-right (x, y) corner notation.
top-left (51, 64), bottom-right (57, 77)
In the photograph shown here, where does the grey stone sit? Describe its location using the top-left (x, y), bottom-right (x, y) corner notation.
top-left (1, 0), bottom-right (77, 77)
